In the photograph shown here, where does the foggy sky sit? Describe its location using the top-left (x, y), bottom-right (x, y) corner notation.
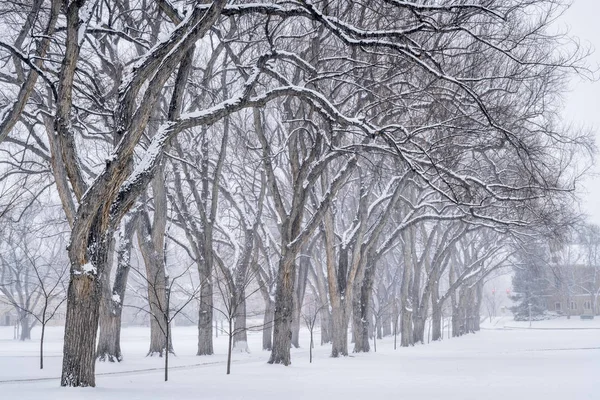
top-left (562, 0), bottom-right (600, 224)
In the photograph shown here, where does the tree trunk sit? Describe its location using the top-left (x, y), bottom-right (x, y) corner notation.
top-left (382, 313), bottom-right (391, 337)
top-left (96, 303), bottom-right (121, 362)
top-left (232, 290), bottom-right (249, 353)
top-left (97, 216), bottom-right (135, 362)
top-left (473, 281), bottom-right (483, 332)
top-left (262, 298), bottom-right (275, 351)
top-left (146, 262), bottom-right (171, 356)
top-left (330, 301), bottom-right (349, 357)
top-left (61, 232), bottom-right (110, 387)
top-left (269, 254), bottom-right (295, 365)
top-left (291, 298), bottom-right (302, 349)
top-left (400, 228), bottom-right (414, 347)
top-left (319, 306), bottom-right (332, 345)
top-left (291, 251), bottom-right (310, 348)
top-left (61, 273), bottom-right (102, 386)
top-left (40, 322), bottom-right (46, 369)
top-left (431, 301), bottom-right (443, 342)
top-left (353, 262), bottom-right (375, 353)
top-left (431, 276), bottom-right (442, 341)
top-left (197, 264), bottom-right (213, 355)
top-left (19, 313), bottom-right (32, 341)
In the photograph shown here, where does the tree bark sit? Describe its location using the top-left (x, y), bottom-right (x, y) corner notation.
top-left (353, 261), bottom-right (375, 353)
top-left (269, 254), bottom-right (295, 365)
top-left (330, 301), bottom-right (349, 357)
top-left (97, 216), bottom-right (135, 362)
top-left (61, 230), bottom-right (111, 387)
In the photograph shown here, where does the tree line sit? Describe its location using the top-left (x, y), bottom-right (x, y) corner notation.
top-left (0, 0), bottom-right (594, 387)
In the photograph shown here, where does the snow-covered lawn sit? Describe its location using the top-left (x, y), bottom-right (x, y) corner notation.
top-left (0, 317), bottom-right (598, 399)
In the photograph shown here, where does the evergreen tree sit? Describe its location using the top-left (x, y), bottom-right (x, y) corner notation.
top-left (510, 245), bottom-right (551, 321)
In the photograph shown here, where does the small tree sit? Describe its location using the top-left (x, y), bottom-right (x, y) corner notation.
top-left (0, 221), bottom-right (68, 368)
top-left (212, 266), bottom-right (266, 375)
top-left (127, 261), bottom-right (199, 381)
top-left (301, 301), bottom-right (325, 363)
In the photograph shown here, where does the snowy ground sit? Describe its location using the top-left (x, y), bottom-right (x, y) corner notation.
top-left (0, 317), bottom-right (598, 399)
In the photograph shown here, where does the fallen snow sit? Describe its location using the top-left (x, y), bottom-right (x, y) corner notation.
top-left (0, 316), bottom-right (598, 399)
top-left (81, 262), bottom-right (97, 275)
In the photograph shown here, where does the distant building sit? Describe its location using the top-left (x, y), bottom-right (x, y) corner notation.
top-left (544, 245), bottom-right (600, 317)
top-left (0, 297), bottom-right (16, 326)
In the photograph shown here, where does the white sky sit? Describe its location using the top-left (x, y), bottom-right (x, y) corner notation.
top-left (561, 0), bottom-right (600, 224)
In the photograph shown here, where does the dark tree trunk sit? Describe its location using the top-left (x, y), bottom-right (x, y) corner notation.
top-left (353, 262), bottom-right (375, 353)
top-left (40, 321), bottom-right (46, 369)
top-left (269, 254), bottom-right (295, 365)
top-left (61, 273), bottom-right (102, 386)
top-left (61, 231), bottom-right (111, 387)
top-left (96, 302), bottom-right (121, 362)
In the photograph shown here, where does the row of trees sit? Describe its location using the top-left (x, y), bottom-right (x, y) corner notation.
top-left (0, 0), bottom-right (594, 387)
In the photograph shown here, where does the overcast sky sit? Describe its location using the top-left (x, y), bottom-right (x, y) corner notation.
top-left (562, 0), bottom-right (600, 224)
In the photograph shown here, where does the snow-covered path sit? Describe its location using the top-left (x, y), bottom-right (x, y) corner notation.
top-left (0, 317), bottom-right (598, 399)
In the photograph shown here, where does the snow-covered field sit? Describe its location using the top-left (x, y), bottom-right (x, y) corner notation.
top-left (0, 317), bottom-right (598, 399)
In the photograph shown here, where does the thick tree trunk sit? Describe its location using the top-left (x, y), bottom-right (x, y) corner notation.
top-left (269, 255), bottom-right (295, 365)
top-left (353, 262), bottom-right (375, 353)
top-left (61, 232), bottom-right (110, 387)
top-left (400, 303), bottom-right (413, 347)
top-left (96, 304), bottom-right (122, 362)
top-left (330, 301), bottom-right (349, 357)
top-left (413, 287), bottom-right (431, 345)
top-left (145, 260), bottom-right (172, 356)
top-left (197, 267), bottom-right (213, 355)
top-left (232, 290), bottom-right (248, 353)
top-left (61, 273), bottom-right (102, 386)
